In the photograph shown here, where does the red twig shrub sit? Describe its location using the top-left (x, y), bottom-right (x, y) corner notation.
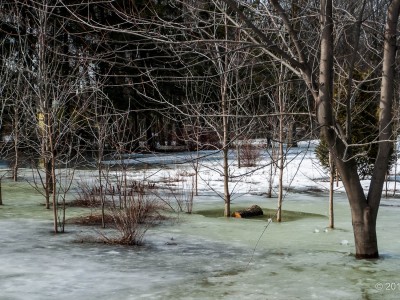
top-left (101, 191), bottom-right (164, 245)
top-left (239, 142), bottom-right (261, 167)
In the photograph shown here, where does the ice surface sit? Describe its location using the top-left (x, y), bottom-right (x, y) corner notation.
top-left (1, 141), bottom-right (400, 299)
top-left (1, 194), bottom-right (399, 300)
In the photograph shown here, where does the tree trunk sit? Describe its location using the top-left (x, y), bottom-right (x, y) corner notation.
top-left (0, 178), bottom-right (2, 205)
top-left (328, 152), bottom-right (334, 229)
top-left (12, 97), bottom-right (20, 182)
top-left (222, 87), bottom-right (230, 216)
top-left (353, 0), bottom-right (400, 259)
top-left (318, 0), bottom-right (386, 259)
top-left (194, 116), bottom-right (200, 196)
top-left (49, 126), bottom-right (58, 233)
top-left (236, 142), bottom-right (241, 168)
top-left (277, 65), bottom-right (285, 222)
top-left (145, 115), bottom-right (154, 151)
top-left (318, 0), bottom-right (378, 258)
top-left (346, 0), bottom-right (399, 259)
top-left (351, 206), bottom-right (378, 259)
top-left (267, 142), bottom-right (276, 198)
top-left (221, 13), bottom-right (231, 218)
top-left (287, 122), bottom-right (297, 148)
top-left (132, 112), bottom-right (140, 151)
top-left (44, 158), bottom-right (51, 209)
top-left (277, 117), bottom-right (284, 222)
top-left (223, 147), bottom-right (230, 217)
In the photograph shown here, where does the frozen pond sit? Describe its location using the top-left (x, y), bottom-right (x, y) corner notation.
top-left (1, 190), bottom-right (400, 300)
top-left (1, 142), bottom-right (400, 300)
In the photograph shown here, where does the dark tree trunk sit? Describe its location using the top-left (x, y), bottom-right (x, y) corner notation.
top-left (352, 206), bottom-right (378, 259)
top-left (319, 0), bottom-right (399, 259)
top-left (287, 122), bottom-right (297, 148)
top-left (132, 112), bottom-right (139, 151)
top-left (145, 115), bottom-right (155, 151)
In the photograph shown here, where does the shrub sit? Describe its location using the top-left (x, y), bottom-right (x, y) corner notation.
top-left (103, 192), bottom-right (164, 245)
top-left (74, 179), bottom-right (165, 245)
top-left (315, 71), bottom-right (396, 179)
top-left (72, 181), bottom-right (103, 207)
top-left (239, 142), bottom-right (261, 167)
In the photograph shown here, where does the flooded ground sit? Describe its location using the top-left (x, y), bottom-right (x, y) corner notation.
top-left (1, 187), bottom-right (400, 300)
top-left (1, 143), bottom-right (400, 299)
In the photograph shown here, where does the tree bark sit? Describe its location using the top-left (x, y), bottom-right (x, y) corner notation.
top-left (367, 0), bottom-right (399, 218)
top-left (328, 152), bottom-right (334, 229)
top-left (277, 69), bottom-right (284, 222)
top-left (222, 10), bottom-right (231, 218)
top-left (222, 75), bottom-right (230, 217)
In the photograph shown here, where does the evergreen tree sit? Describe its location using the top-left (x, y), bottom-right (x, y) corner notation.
top-left (315, 71), bottom-right (394, 179)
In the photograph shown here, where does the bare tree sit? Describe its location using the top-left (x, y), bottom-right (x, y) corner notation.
top-left (222, 0), bottom-right (399, 258)
top-left (3, 0), bottom-right (397, 259)
top-left (0, 1), bottom-right (113, 233)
